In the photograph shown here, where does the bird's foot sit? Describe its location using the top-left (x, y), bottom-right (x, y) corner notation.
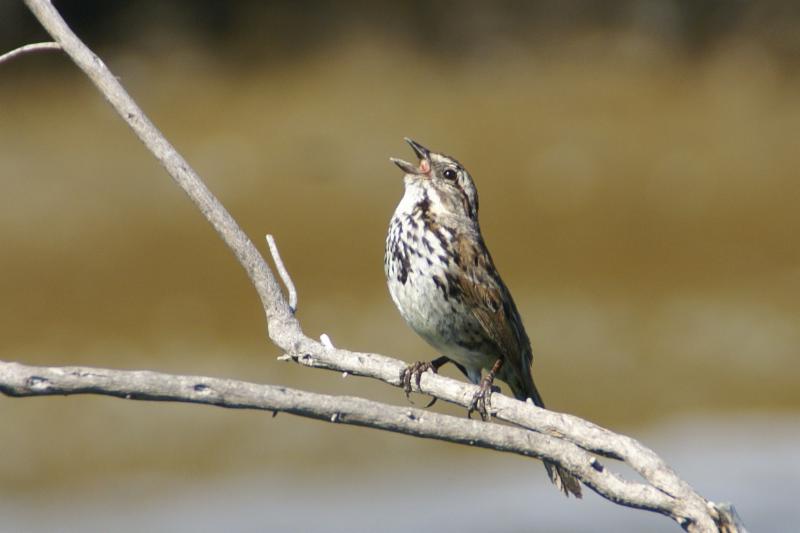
top-left (467, 358), bottom-right (503, 421)
top-left (467, 374), bottom-right (497, 421)
top-left (400, 360), bottom-right (440, 407)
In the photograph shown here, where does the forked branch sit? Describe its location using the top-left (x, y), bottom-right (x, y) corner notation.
top-left (2, 1), bottom-right (746, 532)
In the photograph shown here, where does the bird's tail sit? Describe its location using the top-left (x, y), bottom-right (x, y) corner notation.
top-left (513, 375), bottom-right (583, 498)
top-left (543, 460), bottom-right (582, 498)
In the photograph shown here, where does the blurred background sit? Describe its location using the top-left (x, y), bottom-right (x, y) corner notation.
top-left (1, 1), bottom-right (799, 531)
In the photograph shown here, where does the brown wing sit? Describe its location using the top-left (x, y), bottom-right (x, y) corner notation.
top-left (454, 231), bottom-right (538, 403)
top-left (456, 231), bottom-right (583, 498)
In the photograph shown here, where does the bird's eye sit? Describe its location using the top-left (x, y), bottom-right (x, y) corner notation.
top-left (443, 168), bottom-right (457, 180)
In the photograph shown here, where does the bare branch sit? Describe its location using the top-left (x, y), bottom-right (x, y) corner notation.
top-left (266, 234), bottom-right (297, 313)
top-left (278, 343), bottom-right (745, 532)
top-left (13, 1), bottom-right (745, 532)
top-left (0, 41), bottom-right (61, 65)
top-left (0, 358), bottom-right (746, 532)
top-left (0, 359), bottom-right (674, 512)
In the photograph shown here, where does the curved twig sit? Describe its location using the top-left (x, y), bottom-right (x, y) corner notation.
top-left (0, 41), bottom-right (61, 65)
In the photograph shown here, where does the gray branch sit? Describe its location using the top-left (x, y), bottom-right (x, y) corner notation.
top-left (0, 359), bottom-right (669, 511)
top-left (6, 1), bottom-right (745, 532)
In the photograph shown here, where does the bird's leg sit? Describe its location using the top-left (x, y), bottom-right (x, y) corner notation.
top-left (468, 358), bottom-right (504, 421)
top-left (400, 356), bottom-right (450, 407)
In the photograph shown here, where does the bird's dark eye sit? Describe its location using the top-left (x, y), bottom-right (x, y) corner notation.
top-left (443, 168), bottom-right (457, 180)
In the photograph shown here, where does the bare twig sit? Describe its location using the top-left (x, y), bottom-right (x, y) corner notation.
top-left (0, 41), bottom-right (61, 65)
top-left (9, 1), bottom-right (746, 532)
top-left (266, 234), bottom-right (297, 313)
top-left (320, 333), bottom-right (334, 349)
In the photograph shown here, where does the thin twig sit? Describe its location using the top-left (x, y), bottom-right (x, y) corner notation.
top-left (266, 234), bottom-right (297, 313)
top-left (0, 41), bottom-right (61, 65)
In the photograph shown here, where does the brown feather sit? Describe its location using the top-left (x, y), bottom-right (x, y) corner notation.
top-left (455, 230), bottom-right (583, 498)
top-left (454, 230), bottom-right (535, 401)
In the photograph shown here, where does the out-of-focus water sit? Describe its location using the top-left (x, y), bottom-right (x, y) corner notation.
top-left (1, 414), bottom-right (795, 532)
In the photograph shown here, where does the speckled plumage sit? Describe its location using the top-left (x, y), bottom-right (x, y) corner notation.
top-left (384, 138), bottom-right (581, 498)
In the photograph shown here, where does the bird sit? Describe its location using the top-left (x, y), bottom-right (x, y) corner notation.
top-left (384, 137), bottom-right (581, 497)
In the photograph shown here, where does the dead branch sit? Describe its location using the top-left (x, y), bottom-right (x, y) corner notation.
top-left (0, 358), bottom-right (674, 514)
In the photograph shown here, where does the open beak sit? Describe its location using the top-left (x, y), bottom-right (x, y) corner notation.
top-left (405, 137), bottom-right (430, 160)
top-left (390, 137), bottom-right (432, 175)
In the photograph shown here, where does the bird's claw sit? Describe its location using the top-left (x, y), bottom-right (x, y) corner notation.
top-left (400, 361), bottom-right (439, 407)
top-left (467, 377), bottom-right (497, 421)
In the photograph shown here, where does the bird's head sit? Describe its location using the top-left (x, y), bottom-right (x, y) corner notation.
top-left (390, 138), bottom-right (479, 220)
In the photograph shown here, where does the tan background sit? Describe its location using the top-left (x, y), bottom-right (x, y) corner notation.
top-left (1, 3), bottom-right (798, 531)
